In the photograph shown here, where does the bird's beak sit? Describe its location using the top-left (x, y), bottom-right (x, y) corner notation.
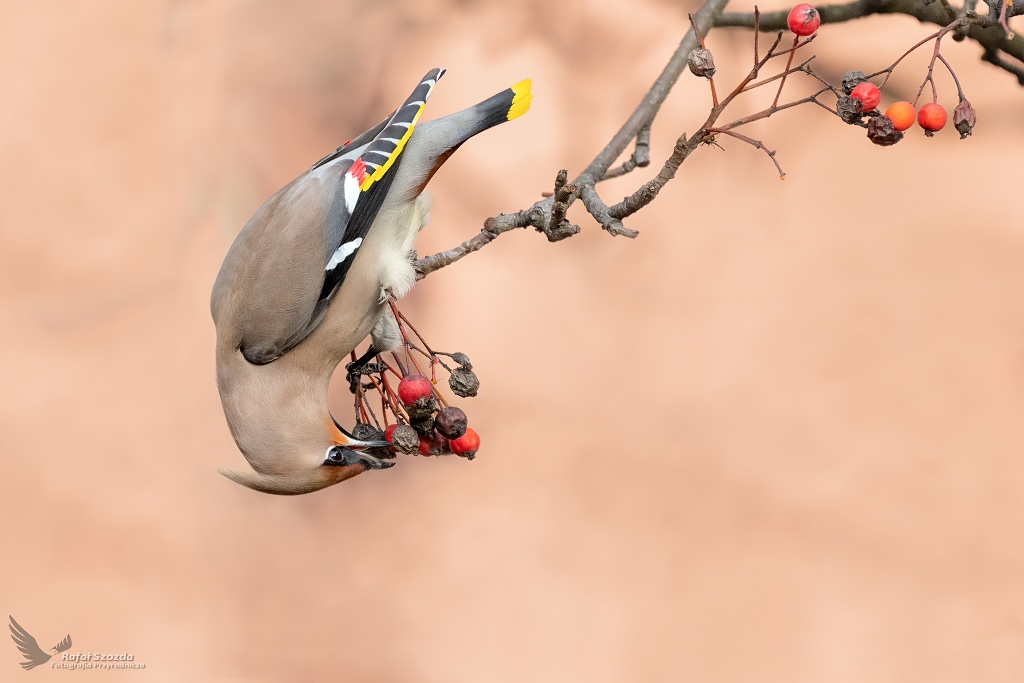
top-left (354, 450), bottom-right (394, 470)
top-left (327, 446), bottom-right (395, 470)
top-left (344, 436), bottom-right (392, 450)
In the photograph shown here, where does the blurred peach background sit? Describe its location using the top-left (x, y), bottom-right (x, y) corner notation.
top-left (2, 0), bottom-right (1024, 680)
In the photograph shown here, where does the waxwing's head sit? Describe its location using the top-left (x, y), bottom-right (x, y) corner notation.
top-left (219, 430), bottom-right (393, 496)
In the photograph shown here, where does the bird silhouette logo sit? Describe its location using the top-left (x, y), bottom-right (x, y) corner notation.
top-left (8, 616), bottom-right (72, 670)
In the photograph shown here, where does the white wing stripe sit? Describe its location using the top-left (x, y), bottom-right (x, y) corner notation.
top-left (343, 173), bottom-right (360, 211)
top-left (326, 238), bottom-right (363, 270)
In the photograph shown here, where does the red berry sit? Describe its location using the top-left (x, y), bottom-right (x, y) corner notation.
top-left (382, 424), bottom-right (400, 453)
top-left (885, 101), bottom-right (916, 131)
top-left (850, 82), bottom-right (880, 112)
top-left (417, 431), bottom-right (447, 456)
top-left (787, 4), bottom-right (820, 36)
top-left (449, 428), bottom-right (480, 458)
top-left (917, 103), bottom-right (947, 132)
top-left (398, 375), bottom-right (432, 406)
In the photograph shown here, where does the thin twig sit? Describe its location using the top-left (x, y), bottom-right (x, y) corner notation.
top-left (709, 129), bottom-right (786, 179)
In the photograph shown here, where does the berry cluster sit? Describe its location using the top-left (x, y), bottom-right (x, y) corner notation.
top-left (783, 4), bottom-right (977, 146)
top-left (683, 5), bottom-right (982, 179)
top-left (346, 300), bottom-right (481, 461)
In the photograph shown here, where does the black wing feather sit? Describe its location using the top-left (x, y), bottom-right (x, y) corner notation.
top-left (318, 153), bottom-right (403, 300)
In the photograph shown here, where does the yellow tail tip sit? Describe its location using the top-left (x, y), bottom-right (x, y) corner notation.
top-left (508, 78), bottom-right (532, 120)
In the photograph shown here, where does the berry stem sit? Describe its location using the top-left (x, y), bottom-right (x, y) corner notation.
top-left (742, 57), bottom-right (815, 93)
top-left (753, 6), bottom-right (760, 70)
top-left (689, 13), bottom-right (719, 107)
top-left (708, 128), bottom-right (786, 179)
top-left (936, 52), bottom-right (966, 101)
top-left (772, 36), bottom-right (800, 109)
top-left (389, 300), bottom-right (438, 357)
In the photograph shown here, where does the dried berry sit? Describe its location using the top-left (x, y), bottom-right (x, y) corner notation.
top-left (885, 101), bottom-right (916, 131)
top-left (449, 428), bottom-right (481, 459)
top-left (391, 424), bottom-right (420, 454)
top-left (384, 424), bottom-right (398, 446)
top-left (449, 366), bottom-right (480, 398)
top-left (787, 4), bottom-right (820, 36)
top-left (435, 406), bottom-right (468, 440)
top-left (398, 375), bottom-right (432, 406)
top-left (953, 98), bottom-right (976, 138)
top-left (417, 430), bottom-right (448, 456)
top-left (449, 352), bottom-right (472, 370)
top-left (352, 422), bottom-right (383, 442)
top-left (918, 103), bottom-right (947, 135)
top-left (842, 70), bottom-right (866, 95)
top-left (850, 82), bottom-right (881, 112)
top-left (836, 96), bottom-right (864, 125)
top-left (405, 394), bottom-right (438, 422)
top-left (866, 115), bottom-right (904, 146)
top-left (687, 48), bottom-right (716, 79)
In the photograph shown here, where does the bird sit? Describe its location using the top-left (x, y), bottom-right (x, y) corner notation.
top-left (9, 616), bottom-right (72, 670)
top-left (211, 68), bottom-right (531, 495)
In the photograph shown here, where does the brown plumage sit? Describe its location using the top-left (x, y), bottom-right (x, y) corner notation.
top-left (211, 70), bottom-right (532, 495)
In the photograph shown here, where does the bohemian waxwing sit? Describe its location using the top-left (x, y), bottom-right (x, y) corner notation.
top-left (211, 68), bottom-right (531, 495)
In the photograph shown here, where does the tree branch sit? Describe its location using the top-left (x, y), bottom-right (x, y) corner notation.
top-left (716, 0), bottom-right (1024, 83)
top-left (415, 0), bottom-right (1023, 282)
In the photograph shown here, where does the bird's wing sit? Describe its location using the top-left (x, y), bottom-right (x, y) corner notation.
top-left (316, 67), bottom-right (445, 303)
top-left (212, 68), bottom-right (445, 366)
top-left (9, 616), bottom-right (51, 670)
top-left (53, 634), bottom-right (72, 653)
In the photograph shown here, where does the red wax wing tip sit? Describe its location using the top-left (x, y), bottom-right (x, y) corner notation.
top-left (349, 157), bottom-right (368, 184)
top-left (344, 139), bottom-right (352, 146)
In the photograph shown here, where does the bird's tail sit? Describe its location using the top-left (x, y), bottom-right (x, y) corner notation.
top-left (464, 78), bottom-right (533, 134)
top-left (402, 78), bottom-right (532, 197)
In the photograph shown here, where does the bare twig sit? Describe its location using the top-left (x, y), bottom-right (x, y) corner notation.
top-left (708, 129), bottom-right (786, 179)
top-left (549, 169), bottom-right (580, 236)
top-left (602, 125), bottom-right (651, 180)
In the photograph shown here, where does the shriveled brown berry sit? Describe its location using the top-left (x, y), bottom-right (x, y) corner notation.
top-left (411, 415), bottom-right (436, 435)
top-left (866, 115), bottom-right (904, 147)
top-left (954, 98), bottom-right (976, 139)
top-left (405, 394), bottom-right (438, 421)
top-left (836, 96), bottom-right (864, 125)
top-left (352, 422), bottom-right (384, 442)
top-left (450, 352), bottom-right (472, 370)
top-left (391, 425), bottom-right (420, 454)
top-left (435, 406), bottom-right (468, 440)
top-left (417, 430), bottom-right (448, 456)
top-left (842, 70), bottom-right (866, 95)
top-left (687, 48), bottom-right (716, 79)
top-left (449, 366), bottom-right (480, 398)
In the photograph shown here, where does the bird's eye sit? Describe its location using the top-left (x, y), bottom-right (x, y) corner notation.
top-left (327, 446), bottom-right (343, 463)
